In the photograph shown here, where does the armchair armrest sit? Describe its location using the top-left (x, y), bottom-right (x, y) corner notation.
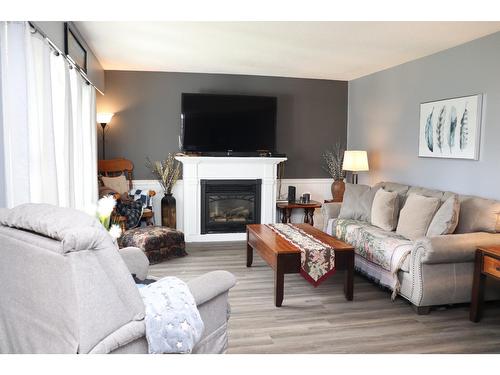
top-left (119, 247), bottom-right (150, 280)
top-left (415, 232), bottom-right (500, 265)
top-left (321, 202), bottom-right (342, 232)
top-left (187, 270), bottom-right (236, 306)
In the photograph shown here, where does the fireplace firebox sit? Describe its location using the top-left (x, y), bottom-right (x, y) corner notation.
top-left (201, 179), bottom-right (261, 234)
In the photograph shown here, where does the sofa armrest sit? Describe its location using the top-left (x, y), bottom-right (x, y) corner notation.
top-left (187, 270), bottom-right (236, 306)
top-left (119, 247), bottom-right (149, 280)
top-left (321, 202), bottom-right (342, 232)
top-left (415, 232), bottom-right (500, 265)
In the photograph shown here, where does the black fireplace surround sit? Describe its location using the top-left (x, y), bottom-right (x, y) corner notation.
top-left (201, 179), bottom-right (261, 234)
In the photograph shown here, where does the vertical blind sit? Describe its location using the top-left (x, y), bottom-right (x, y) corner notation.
top-left (0, 21), bottom-right (97, 210)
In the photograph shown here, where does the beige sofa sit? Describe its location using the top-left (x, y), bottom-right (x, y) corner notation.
top-left (322, 181), bottom-right (500, 314)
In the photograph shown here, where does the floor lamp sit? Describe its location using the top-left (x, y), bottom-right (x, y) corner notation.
top-left (97, 113), bottom-right (114, 159)
top-left (343, 150), bottom-right (369, 184)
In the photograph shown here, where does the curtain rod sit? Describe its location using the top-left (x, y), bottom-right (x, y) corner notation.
top-left (28, 21), bottom-right (104, 96)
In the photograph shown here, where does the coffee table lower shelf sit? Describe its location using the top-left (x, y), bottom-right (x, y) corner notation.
top-left (246, 224), bottom-right (354, 307)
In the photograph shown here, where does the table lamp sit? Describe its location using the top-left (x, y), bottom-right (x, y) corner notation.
top-left (342, 150), bottom-right (369, 184)
top-left (97, 112), bottom-right (114, 159)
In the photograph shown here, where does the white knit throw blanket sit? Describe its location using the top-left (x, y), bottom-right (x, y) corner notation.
top-left (138, 277), bottom-right (204, 354)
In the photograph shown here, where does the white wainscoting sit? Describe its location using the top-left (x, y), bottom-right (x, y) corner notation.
top-left (276, 178), bottom-right (333, 229)
top-left (133, 178), bottom-right (334, 238)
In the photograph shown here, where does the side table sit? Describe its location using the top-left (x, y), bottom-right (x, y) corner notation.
top-left (276, 200), bottom-right (322, 226)
top-left (470, 246), bottom-right (500, 322)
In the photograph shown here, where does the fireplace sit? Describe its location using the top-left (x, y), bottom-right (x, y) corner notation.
top-left (201, 179), bottom-right (261, 234)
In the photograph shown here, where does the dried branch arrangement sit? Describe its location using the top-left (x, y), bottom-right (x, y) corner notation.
top-left (146, 154), bottom-right (181, 194)
top-left (322, 142), bottom-right (346, 181)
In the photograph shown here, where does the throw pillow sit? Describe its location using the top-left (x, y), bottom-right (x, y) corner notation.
top-left (455, 195), bottom-right (500, 234)
top-left (426, 194), bottom-right (460, 236)
top-left (396, 194), bottom-right (440, 240)
top-left (338, 183), bottom-right (380, 222)
top-left (101, 175), bottom-right (129, 196)
top-left (371, 188), bottom-right (399, 231)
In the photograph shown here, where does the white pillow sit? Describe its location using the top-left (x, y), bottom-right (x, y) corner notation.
top-left (426, 195), bottom-right (460, 236)
top-left (371, 189), bottom-right (399, 231)
top-left (101, 175), bottom-right (129, 195)
top-left (396, 194), bottom-right (440, 240)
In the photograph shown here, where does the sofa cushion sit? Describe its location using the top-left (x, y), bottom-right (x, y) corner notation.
top-left (371, 189), bottom-right (399, 231)
top-left (455, 195), bottom-right (500, 234)
top-left (407, 186), bottom-right (444, 201)
top-left (427, 194), bottom-right (460, 237)
top-left (336, 218), bottom-right (412, 272)
top-left (0, 203), bottom-right (111, 252)
top-left (377, 182), bottom-right (410, 213)
top-left (338, 183), bottom-right (380, 222)
top-left (396, 194), bottom-right (440, 240)
top-left (379, 182), bottom-right (410, 195)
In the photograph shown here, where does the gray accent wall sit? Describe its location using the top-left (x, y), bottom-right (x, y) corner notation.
top-left (348, 31), bottom-right (500, 200)
top-left (97, 71), bottom-right (347, 179)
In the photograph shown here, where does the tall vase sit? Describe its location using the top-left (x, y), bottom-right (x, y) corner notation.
top-left (331, 179), bottom-right (346, 202)
top-left (161, 193), bottom-right (176, 229)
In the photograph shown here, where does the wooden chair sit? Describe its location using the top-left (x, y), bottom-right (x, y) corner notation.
top-left (98, 158), bottom-right (156, 232)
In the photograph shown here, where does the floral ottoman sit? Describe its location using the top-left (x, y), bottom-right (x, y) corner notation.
top-left (119, 226), bottom-right (187, 264)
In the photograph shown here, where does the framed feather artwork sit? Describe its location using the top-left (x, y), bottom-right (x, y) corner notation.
top-left (418, 94), bottom-right (483, 160)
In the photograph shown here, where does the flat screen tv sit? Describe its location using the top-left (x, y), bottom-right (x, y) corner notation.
top-left (181, 93), bottom-right (277, 153)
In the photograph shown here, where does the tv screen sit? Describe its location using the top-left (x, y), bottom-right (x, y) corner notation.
top-left (181, 93), bottom-right (277, 153)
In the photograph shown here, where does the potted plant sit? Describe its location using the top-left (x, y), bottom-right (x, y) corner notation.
top-left (146, 154), bottom-right (181, 228)
top-left (322, 142), bottom-right (346, 201)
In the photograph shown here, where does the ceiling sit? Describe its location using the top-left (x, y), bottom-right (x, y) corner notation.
top-left (76, 22), bottom-right (500, 81)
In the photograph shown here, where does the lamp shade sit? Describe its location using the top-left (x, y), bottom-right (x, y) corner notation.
top-left (97, 112), bottom-right (114, 124)
top-left (343, 150), bottom-right (369, 172)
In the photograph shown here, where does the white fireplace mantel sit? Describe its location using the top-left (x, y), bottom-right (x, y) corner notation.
top-left (175, 156), bottom-right (287, 242)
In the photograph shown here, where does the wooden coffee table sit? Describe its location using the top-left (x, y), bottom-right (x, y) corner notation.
top-left (246, 223), bottom-right (355, 307)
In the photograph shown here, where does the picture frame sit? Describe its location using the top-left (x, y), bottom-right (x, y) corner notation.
top-left (64, 22), bottom-right (87, 73)
top-left (418, 94), bottom-right (483, 160)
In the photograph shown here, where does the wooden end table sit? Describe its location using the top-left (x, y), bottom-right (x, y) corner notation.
top-left (246, 223), bottom-right (354, 307)
top-left (276, 200), bottom-right (322, 226)
top-left (470, 246), bottom-right (500, 322)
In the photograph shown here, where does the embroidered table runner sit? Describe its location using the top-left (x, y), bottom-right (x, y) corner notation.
top-left (266, 223), bottom-right (335, 287)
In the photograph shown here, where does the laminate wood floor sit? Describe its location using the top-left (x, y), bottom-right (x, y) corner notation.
top-left (150, 241), bottom-right (500, 354)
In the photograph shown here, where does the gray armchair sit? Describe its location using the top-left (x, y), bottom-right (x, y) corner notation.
top-left (0, 204), bottom-right (236, 354)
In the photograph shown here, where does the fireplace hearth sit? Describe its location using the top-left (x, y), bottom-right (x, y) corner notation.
top-left (201, 179), bottom-right (261, 234)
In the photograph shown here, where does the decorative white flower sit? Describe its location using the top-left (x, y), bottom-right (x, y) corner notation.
top-left (97, 196), bottom-right (116, 219)
top-left (108, 224), bottom-right (122, 239)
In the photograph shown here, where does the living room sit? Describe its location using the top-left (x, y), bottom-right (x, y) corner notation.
top-left (1, 1), bottom-right (500, 373)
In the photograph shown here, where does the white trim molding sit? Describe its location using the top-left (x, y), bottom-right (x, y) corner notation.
top-left (175, 156), bottom-right (286, 242)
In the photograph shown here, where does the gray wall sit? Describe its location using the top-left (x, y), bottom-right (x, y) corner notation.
top-left (97, 71), bottom-right (347, 179)
top-left (348, 31), bottom-right (500, 200)
top-left (33, 22), bottom-right (105, 92)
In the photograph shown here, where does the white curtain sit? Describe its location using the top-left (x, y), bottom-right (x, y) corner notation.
top-left (0, 21), bottom-right (97, 210)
